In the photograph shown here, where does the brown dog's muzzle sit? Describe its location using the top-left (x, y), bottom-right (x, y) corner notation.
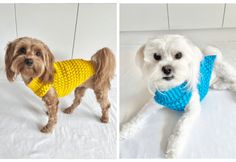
top-left (24, 58), bottom-right (33, 66)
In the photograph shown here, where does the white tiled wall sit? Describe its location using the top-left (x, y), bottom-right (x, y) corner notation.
top-left (74, 3), bottom-right (117, 59)
top-left (168, 4), bottom-right (225, 29)
top-left (120, 4), bottom-right (168, 31)
top-left (0, 3), bottom-right (117, 80)
top-left (223, 4), bottom-right (236, 28)
top-left (120, 4), bottom-right (236, 31)
top-left (0, 4), bottom-right (16, 71)
top-left (15, 4), bottom-right (78, 61)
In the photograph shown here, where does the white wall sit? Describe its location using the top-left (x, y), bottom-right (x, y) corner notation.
top-left (223, 4), bottom-right (236, 28)
top-left (74, 3), bottom-right (117, 59)
top-left (15, 4), bottom-right (78, 61)
top-left (120, 4), bottom-right (168, 31)
top-left (0, 4), bottom-right (16, 73)
top-left (168, 4), bottom-right (225, 29)
top-left (120, 4), bottom-right (236, 31)
top-left (0, 3), bottom-right (117, 80)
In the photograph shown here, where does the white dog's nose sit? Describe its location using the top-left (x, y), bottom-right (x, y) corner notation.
top-left (162, 65), bottom-right (173, 75)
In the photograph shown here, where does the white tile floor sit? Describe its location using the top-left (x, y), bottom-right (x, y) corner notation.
top-left (120, 29), bottom-right (236, 158)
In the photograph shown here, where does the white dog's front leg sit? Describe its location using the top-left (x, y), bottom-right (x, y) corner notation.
top-left (120, 98), bottom-right (162, 139)
top-left (165, 90), bottom-right (201, 158)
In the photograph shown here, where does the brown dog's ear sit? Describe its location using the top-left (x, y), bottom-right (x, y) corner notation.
top-left (39, 45), bottom-right (55, 83)
top-left (5, 42), bottom-right (16, 81)
top-left (135, 45), bottom-right (145, 69)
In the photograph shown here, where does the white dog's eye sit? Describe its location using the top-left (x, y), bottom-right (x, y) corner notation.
top-left (153, 53), bottom-right (161, 61)
top-left (175, 52), bottom-right (182, 59)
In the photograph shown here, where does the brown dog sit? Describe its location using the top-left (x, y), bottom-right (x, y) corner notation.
top-left (5, 37), bottom-right (116, 133)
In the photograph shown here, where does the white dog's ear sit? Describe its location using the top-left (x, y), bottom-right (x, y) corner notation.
top-left (188, 44), bottom-right (203, 90)
top-left (135, 45), bottom-right (145, 69)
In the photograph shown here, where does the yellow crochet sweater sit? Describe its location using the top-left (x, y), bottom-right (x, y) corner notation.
top-left (27, 59), bottom-right (95, 98)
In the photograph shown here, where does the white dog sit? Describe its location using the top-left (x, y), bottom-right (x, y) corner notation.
top-left (120, 35), bottom-right (236, 158)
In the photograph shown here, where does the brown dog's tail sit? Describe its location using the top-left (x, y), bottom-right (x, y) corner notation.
top-left (91, 47), bottom-right (116, 89)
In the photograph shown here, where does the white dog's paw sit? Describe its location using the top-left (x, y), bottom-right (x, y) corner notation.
top-left (165, 133), bottom-right (183, 159)
top-left (211, 80), bottom-right (229, 90)
top-left (165, 136), bottom-right (178, 158)
top-left (120, 129), bottom-right (131, 140)
top-left (165, 150), bottom-right (177, 159)
top-left (120, 122), bottom-right (140, 140)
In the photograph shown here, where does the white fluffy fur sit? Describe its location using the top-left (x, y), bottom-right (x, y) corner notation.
top-left (120, 35), bottom-right (236, 158)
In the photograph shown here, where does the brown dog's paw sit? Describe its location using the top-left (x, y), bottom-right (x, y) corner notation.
top-left (40, 125), bottom-right (53, 133)
top-left (100, 116), bottom-right (109, 123)
top-left (63, 107), bottom-right (74, 114)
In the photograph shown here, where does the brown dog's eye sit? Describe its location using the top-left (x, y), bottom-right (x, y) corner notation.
top-left (19, 47), bottom-right (26, 54)
top-left (154, 53), bottom-right (161, 61)
top-left (36, 51), bottom-right (42, 57)
top-left (175, 52), bottom-right (182, 59)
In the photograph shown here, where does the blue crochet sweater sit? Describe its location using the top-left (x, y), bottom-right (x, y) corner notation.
top-left (154, 55), bottom-right (216, 112)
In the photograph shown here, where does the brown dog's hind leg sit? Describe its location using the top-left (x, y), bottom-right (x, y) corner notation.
top-left (63, 86), bottom-right (87, 114)
top-left (94, 88), bottom-right (110, 123)
top-left (41, 88), bottom-right (59, 133)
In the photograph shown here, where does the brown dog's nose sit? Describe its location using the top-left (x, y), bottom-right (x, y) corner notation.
top-left (24, 58), bottom-right (33, 66)
top-left (162, 65), bottom-right (173, 75)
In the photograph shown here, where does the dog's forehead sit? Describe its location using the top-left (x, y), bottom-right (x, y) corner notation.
top-left (15, 38), bottom-right (30, 47)
top-left (16, 38), bottom-right (44, 48)
top-left (148, 37), bottom-right (189, 52)
top-left (146, 39), bottom-right (165, 48)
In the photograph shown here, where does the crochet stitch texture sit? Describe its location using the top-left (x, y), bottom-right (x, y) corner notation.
top-left (27, 59), bottom-right (95, 98)
top-left (154, 55), bottom-right (216, 112)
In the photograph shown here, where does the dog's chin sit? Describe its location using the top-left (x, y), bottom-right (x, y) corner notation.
top-left (155, 77), bottom-right (185, 91)
top-left (12, 62), bottom-right (45, 80)
top-left (21, 66), bottom-right (43, 78)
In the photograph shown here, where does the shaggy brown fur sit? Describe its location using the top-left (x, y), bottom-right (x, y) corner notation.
top-left (5, 37), bottom-right (116, 133)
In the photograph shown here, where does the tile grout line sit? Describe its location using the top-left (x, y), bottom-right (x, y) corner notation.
top-left (71, 3), bottom-right (79, 59)
top-left (166, 4), bottom-right (170, 30)
top-left (14, 3), bottom-right (18, 38)
top-left (221, 4), bottom-right (226, 28)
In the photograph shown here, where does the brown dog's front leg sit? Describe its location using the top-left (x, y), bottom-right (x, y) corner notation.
top-left (41, 88), bottom-right (59, 133)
